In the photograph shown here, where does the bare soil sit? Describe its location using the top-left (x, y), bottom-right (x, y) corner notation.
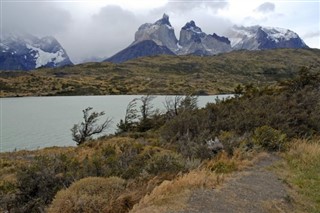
top-left (172, 153), bottom-right (293, 213)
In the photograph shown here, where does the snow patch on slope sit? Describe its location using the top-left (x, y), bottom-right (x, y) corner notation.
top-left (26, 44), bottom-right (65, 68)
top-left (227, 27), bottom-right (255, 47)
top-left (262, 27), bottom-right (298, 43)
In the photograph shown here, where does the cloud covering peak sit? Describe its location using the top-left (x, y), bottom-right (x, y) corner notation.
top-left (255, 2), bottom-right (275, 13)
top-left (1, 0), bottom-right (318, 64)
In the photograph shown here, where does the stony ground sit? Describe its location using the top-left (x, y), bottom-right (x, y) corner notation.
top-left (172, 154), bottom-right (293, 213)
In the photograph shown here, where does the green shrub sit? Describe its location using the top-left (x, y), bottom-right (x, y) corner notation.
top-left (253, 126), bottom-right (287, 151)
top-left (209, 161), bottom-right (237, 174)
top-left (11, 155), bottom-right (80, 212)
top-left (146, 151), bottom-right (186, 175)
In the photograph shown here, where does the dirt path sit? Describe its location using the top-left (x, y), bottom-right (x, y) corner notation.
top-left (173, 154), bottom-right (293, 213)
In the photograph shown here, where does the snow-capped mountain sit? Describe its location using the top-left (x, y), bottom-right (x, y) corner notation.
top-left (106, 14), bottom-right (309, 63)
top-left (227, 25), bottom-right (308, 50)
top-left (0, 32), bottom-right (73, 70)
top-left (178, 20), bottom-right (232, 55)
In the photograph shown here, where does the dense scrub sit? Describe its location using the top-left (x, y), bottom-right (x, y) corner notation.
top-left (0, 67), bottom-right (319, 212)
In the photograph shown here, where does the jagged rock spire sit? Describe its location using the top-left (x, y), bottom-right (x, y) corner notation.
top-left (155, 13), bottom-right (171, 26)
top-left (182, 20), bottom-right (202, 33)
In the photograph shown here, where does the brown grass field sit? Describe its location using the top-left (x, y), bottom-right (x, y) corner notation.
top-left (1, 48), bottom-right (320, 97)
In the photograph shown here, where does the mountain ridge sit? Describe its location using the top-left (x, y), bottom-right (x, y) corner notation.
top-left (105, 14), bottom-right (308, 63)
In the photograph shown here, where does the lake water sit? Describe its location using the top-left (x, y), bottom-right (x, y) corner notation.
top-left (0, 95), bottom-right (232, 152)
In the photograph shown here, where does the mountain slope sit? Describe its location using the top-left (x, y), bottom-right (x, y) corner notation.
top-left (0, 32), bottom-right (73, 71)
top-left (105, 40), bottom-right (175, 63)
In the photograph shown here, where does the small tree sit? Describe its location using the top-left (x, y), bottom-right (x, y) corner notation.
top-left (71, 107), bottom-right (112, 145)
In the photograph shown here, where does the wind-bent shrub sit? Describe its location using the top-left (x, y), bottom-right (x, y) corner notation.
top-left (137, 95), bottom-right (156, 132)
top-left (71, 107), bottom-right (112, 145)
top-left (117, 98), bottom-right (139, 133)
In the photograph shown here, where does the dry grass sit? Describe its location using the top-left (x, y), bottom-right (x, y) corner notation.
top-left (1, 48), bottom-right (319, 97)
top-left (48, 177), bottom-right (127, 213)
top-left (130, 169), bottom-right (221, 213)
top-left (204, 150), bottom-right (255, 173)
top-left (287, 139), bottom-right (320, 163)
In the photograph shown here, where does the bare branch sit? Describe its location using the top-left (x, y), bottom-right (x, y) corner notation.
top-left (164, 96), bottom-right (183, 118)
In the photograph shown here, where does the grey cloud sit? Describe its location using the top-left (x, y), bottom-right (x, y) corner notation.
top-left (185, 13), bottom-right (233, 36)
top-left (67, 4), bottom-right (233, 63)
top-left (2, 2), bottom-right (72, 36)
top-left (92, 5), bottom-right (138, 26)
top-left (59, 5), bottom-right (142, 63)
top-left (90, 5), bottom-right (141, 55)
top-left (303, 31), bottom-right (320, 39)
top-left (255, 2), bottom-right (275, 13)
top-left (149, 1), bottom-right (231, 40)
top-left (243, 16), bottom-right (268, 25)
top-left (163, 0), bottom-right (228, 13)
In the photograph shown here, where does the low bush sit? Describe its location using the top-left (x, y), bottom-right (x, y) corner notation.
top-left (218, 131), bottom-right (245, 155)
top-left (145, 151), bottom-right (186, 175)
top-left (48, 177), bottom-right (126, 213)
top-left (253, 126), bottom-right (287, 151)
top-left (11, 155), bottom-right (80, 212)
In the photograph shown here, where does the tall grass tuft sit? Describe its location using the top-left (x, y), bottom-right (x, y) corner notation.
top-left (281, 139), bottom-right (320, 212)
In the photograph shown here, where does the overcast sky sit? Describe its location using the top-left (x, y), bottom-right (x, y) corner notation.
top-left (1, 0), bottom-right (319, 64)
